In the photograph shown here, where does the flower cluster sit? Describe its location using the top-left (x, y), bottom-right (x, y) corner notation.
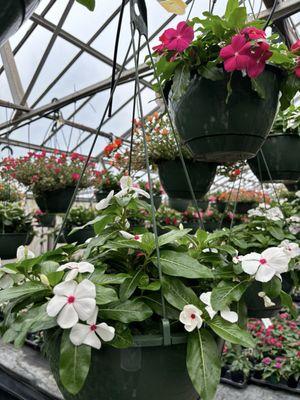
top-left (93, 169), bottom-right (121, 192)
top-left (248, 204), bottom-right (284, 221)
top-left (0, 202), bottom-right (33, 234)
top-left (137, 179), bottom-right (163, 196)
top-left (271, 104), bottom-right (300, 136)
top-left (217, 162), bottom-right (246, 181)
top-left (217, 189), bottom-right (269, 204)
top-left (1, 151), bottom-right (95, 194)
top-left (0, 180), bottom-right (22, 202)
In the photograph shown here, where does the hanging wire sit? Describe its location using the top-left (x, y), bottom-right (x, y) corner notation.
top-left (263, 0), bottom-right (279, 29)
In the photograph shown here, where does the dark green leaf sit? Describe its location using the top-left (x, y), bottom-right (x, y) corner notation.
top-left (99, 300), bottom-right (152, 323)
top-left (280, 291), bottom-right (298, 319)
top-left (208, 316), bottom-right (255, 347)
top-left (110, 323), bottom-right (133, 349)
top-left (161, 276), bottom-right (202, 311)
top-left (211, 281), bottom-right (250, 311)
top-left (96, 286), bottom-right (118, 305)
top-left (0, 282), bottom-right (48, 303)
top-left (119, 268), bottom-right (144, 301)
top-left (158, 229), bottom-right (190, 247)
top-left (76, 0), bottom-right (95, 11)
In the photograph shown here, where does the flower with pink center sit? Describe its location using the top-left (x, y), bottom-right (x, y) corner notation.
top-left (179, 304), bottom-right (203, 332)
top-left (219, 34), bottom-right (252, 72)
top-left (70, 307), bottom-right (115, 349)
top-left (291, 39), bottom-right (300, 54)
top-left (119, 231), bottom-right (143, 242)
top-left (279, 240), bottom-right (300, 259)
top-left (163, 21), bottom-right (194, 52)
top-left (241, 247), bottom-right (289, 282)
top-left (47, 279), bottom-right (96, 329)
top-left (241, 27), bottom-right (266, 40)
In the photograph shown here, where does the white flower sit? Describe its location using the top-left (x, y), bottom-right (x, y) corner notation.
top-left (47, 279), bottom-right (96, 329)
top-left (119, 231), bottom-right (142, 242)
top-left (57, 262), bottom-right (95, 281)
top-left (241, 247), bottom-right (289, 282)
top-left (70, 307), bottom-right (115, 349)
top-left (261, 318), bottom-right (273, 328)
top-left (287, 215), bottom-right (300, 235)
top-left (279, 240), bottom-right (300, 259)
top-left (115, 176), bottom-right (150, 199)
top-left (95, 190), bottom-right (114, 211)
top-left (295, 190), bottom-right (300, 198)
top-left (248, 207), bottom-right (264, 218)
top-left (16, 246), bottom-right (35, 261)
top-left (179, 305), bottom-right (203, 332)
top-left (200, 292), bottom-right (238, 323)
top-left (279, 198), bottom-right (288, 205)
top-left (258, 292), bottom-right (276, 308)
top-left (202, 248), bottom-right (218, 254)
top-left (232, 254), bottom-right (243, 264)
top-left (265, 207), bottom-right (284, 221)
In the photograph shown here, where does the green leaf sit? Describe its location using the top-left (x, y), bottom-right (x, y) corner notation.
top-left (201, 64), bottom-right (224, 81)
top-left (119, 268), bottom-right (144, 301)
top-left (140, 232), bottom-right (156, 255)
top-left (40, 261), bottom-right (60, 275)
top-left (211, 281), bottom-right (250, 312)
top-left (142, 293), bottom-right (180, 320)
top-left (170, 65), bottom-right (190, 102)
top-left (158, 229), bottom-right (190, 247)
top-left (263, 276), bottom-right (282, 298)
top-left (110, 323), bottom-right (133, 349)
top-left (208, 316), bottom-right (255, 348)
top-left (96, 286), bottom-right (118, 305)
top-left (99, 300), bottom-right (152, 323)
top-left (60, 331), bottom-right (91, 395)
top-left (91, 273), bottom-right (129, 285)
top-left (268, 226), bottom-right (285, 241)
top-left (161, 276), bottom-right (202, 311)
top-left (0, 282), bottom-right (48, 303)
top-left (187, 329), bottom-right (221, 400)
top-left (47, 271), bottom-right (64, 286)
top-left (153, 250), bottom-right (213, 279)
top-left (75, 0), bottom-right (95, 11)
top-left (225, 0), bottom-right (239, 19)
top-left (280, 291), bottom-right (298, 319)
top-left (139, 280), bottom-right (161, 291)
top-left (228, 7), bottom-right (247, 29)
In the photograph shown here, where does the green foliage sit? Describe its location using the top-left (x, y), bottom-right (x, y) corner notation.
top-left (0, 202), bottom-right (33, 234)
top-left (75, 0), bottom-right (95, 11)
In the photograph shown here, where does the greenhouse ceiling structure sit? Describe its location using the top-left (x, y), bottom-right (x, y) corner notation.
top-left (0, 0), bottom-right (300, 190)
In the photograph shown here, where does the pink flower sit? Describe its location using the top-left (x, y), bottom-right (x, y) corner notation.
top-left (220, 34), bottom-right (252, 72)
top-left (241, 27), bottom-right (266, 40)
top-left (153, 32), bottom-right (168, 54)
top-left (275, 362), bottom-right (281, 369)
top-left (295, 58), bottom-right (300, 78)
top-left (72, 173), bottom-right (81, 181)
top-left (247, 41), bottom-right (272, 78)
top-left (291, 39), bottom-right (300, 54)
top-left (262, 357), bottom-right (271, 365)
top-left (163, 21), bottom-right (194, 52)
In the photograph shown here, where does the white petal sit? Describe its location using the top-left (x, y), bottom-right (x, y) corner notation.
top-left (255, 264), bottom-right (276, 282)
top-left (205, 305), bottom-right (217, 320)
top-left (75, 279), bottom-right (96, 299)
top-left (179, 311), bottom-right (190, 325)
top-left (53, 280), bottom-right (77, 296)
top-left (135, 188), bottom-right (150, 199)
top-left (114, 189), bottom-right (128, 198)
top-left (199, 292), bottom-right (212, 307)
top-left (241, 253), bottom-right (261, 275)
top-left (96, 323), bottom-right (115, 342)
top-left (65, 269), bottom-right (79, 281)
top-left (46, 295), bottom-right (66, 317)
top-left (184, 322), bottom-right (197, 332)
top-left (262, 247), bottom-right (289, 273)
top-left (57, 304), bottom-right (79, 329)
top-left (119, 231), bottom-right (134, 240)
top-left (74, 298), bottom-right (96, 321)
top-left (120, 176), bottom-right (132, 190)
top-left (83, 331), bottom-right (102, 349)
top-left (87, 306), bottom-right (98, 325)
top-left (70, 323), bottom-right (91, 346)
top-left (220, 308), bottom-right (238, 323)
top-left (78, 262), bottom-right (95, 274)
top-left (57, 262), bottom-right (78, 271)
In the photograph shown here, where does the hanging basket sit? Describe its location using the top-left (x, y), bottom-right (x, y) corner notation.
top-left (0, 0), bottom-right (40, 47)
top-left (157, 159), bottom-right (216, 200)
top-left (37, 214), bottom-right (56, 228)
top-left (95, 189), bottom-right (113, 202)
top-left (169, 198), bottom-right (208, 212)
top-left (144, 195), bottom-right (162, 210)
top-left (216, 201), bottom-right (256, 215)
top-left (285, 181), bottom-right (300, 192)
top-left (45, 333), bottom-right (198, 400)
top-left (243, 281), bottom-right (281, 318)
top-left (0, 232), bottom-right (33, 260)
top-left (248, 134), bottom-right (300, 183)
top-left (169, 66), bottom-right (281, 163)
top-left (35, 187), bottom-right (76, 214)
top-left (63, 226), bottom-right (95, 245)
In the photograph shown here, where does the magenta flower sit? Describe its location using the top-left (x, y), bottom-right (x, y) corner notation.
top-left (241, 27), bottom-right (266, 40)
top-left (295, 57), bottom-right (300, 78)
top-left (262, 357), bottom-right (272, 365)
top-left (153, 32), bottom-right (168, 54)
top-left (247, 41), bottom-right (272, 78)
top-left (220, 34), bottom-right (252, 72)
top-left (163, 21), bottom-right (194, 52)
top-left (291, 39), bottom-right (300, 54)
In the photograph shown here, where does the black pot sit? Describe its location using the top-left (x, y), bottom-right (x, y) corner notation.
top-left (45, 333), bottom-right (198, 400)
top-left (144, 195), bottom-right (162, 210)
top-left (217, 201), bottom-right (256, 214)
top-left (170, 66), bottom-right (281, 163)
top-left (230, 371), bottom-right (245, 383)
top-left (0, 232), bottom-right (33, 259)
top-left (157, 159), bottom-right (216, 200)
top-left (216, 201), bottom-right (226, 214)
top-left (35, 187), bottom-right (76, 214)
top-left (248, 134), bottom-right (300, 183)
top-left (285, 181), bottom-right (300, 192)
top-left (182, 221), bottom-right (202, 233)
top-left (37, 214), bottom-right (56, 228)
top-left (204, 220), bottom-right (219, 233)
top-left (0, 0), bottom-right (40, 47)
top-left (95, 189), bottom-right (113, 202)
top-left (169, 198), bottom-right (208, 212)
top-left (243, 281), bottom-right (281, 318)
top-left (64, 226), bottom-right (95, 245)
top-left (287, 376), bottom-right (299, 389)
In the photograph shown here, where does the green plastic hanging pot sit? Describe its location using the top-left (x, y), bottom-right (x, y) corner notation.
top-left (35, 187), bottom-right (76, 214)
top-left (45, 333), bottom-right (198, 400)
top-left (285, 181), bottom-right (300, 192)
top-left (243, 281), bottom-right (281, 318)
top-left (0, 232), bottom-right (33, 259)
top-left (170, 66), bottom-right (281, 163)
top-left (248, 134), bottom-right (300, 183)
top-left (0, 0), bottom-right (40, 47)
top-left (157, 159), bottom-right (216, 200)
top-left (63, 225), bottom-right (95, 245)
top-left (169, 197), bottom-right (208, 212)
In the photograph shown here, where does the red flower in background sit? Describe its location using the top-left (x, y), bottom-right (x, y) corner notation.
top-left (291, 39), bottom-right (300, 54)
top-left (295, 57), bottom-right (300, 78)
top-left (241, 27), bottom-right (266, 40)
top-left (72, 173), bottom-right (81, 181)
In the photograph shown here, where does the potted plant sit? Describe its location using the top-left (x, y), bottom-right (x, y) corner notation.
top-left (249, 105), bottom-right (300, 183)
top-left (34, 210), bottom-right (56, 228)
top-left (151, 2), bottom-right (300, 163)
top-left (156, 204), bottom-right (182, 233)
top-left (0, 180), bottom-right (22, 202)
top-left (0, 202), bottom-right (34, 259)
top-left (1, 176), bottom-right (280, 400)
top-left (216, 189), bottom-right (269, 214)
top-left (63, 206), bottom-right (96, 245)
top-left (1, 151), bottom-right (95, 214)
top-left (93, 169), bottom-right (121, 202)
top-left (285, 182), bottom-right (300, 192)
